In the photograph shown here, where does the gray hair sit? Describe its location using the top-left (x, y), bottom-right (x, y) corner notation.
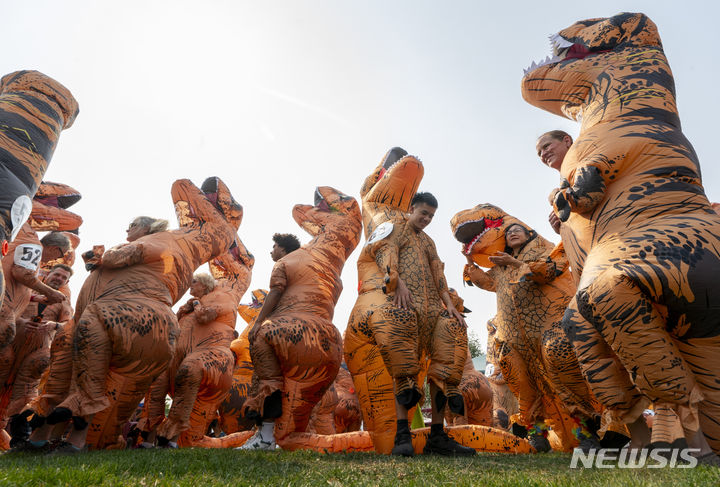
top-left (131, 216), bottom-right (169, 235)
top-left (193, 273), bottom-right (215, 292)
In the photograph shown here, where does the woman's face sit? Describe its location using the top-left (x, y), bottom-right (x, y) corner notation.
top-left (189, 278), bottom-right (208, 298)
top-left (505, 225), bottom-right (529, 250)
top-left (126, 221), bottom-right (150, 242)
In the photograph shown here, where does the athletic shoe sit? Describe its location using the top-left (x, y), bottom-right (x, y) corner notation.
top-left (236, 431), bottom-right (276, 451)
top-left (576, 435), bottom-right (602, 453)
top-left (423, 430), bottom-right (476, 456)
top-left (528, 434), bottom-right (551, 453)
top-left (390, 431), bottom-right (414, 457)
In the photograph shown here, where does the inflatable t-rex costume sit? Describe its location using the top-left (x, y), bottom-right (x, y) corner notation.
top-left (345, 149), bottom-right (530, 454)
top-left (0, 71), bottom-right (78, 309)
top-left (43, 178), bottom-right (237, 450)
top-left (219, 290), bottom-right (362, 437)
top-left (243, 186), bottom-right (372, 452)
top-left (522, 12), bottom-right (720, 454)
top-left (141, 238), bottom-right (254, 448)
top-left (485, 318), bottom-right (519, 428)
top-left (452, 204), bottom-right (602, 450)
top-left (218, 289), bottom-right (267, 434)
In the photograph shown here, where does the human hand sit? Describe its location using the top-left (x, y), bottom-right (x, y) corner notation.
top-left (448, 306), bottom-right (467, 327)
top-left (393, 279), bottom-right (414, 310)
top-left (488, 252), bottom-right (519, 267)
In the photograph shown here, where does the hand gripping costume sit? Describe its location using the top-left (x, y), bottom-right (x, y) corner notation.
top-left (0, 71), bottom-right (78, 310)
top-left (522, 12), bottom-right (720, 453)
top-left (46, 178), bottom-right (236, 449)
top-left (244, 186), bottom-right (372, 452)
top-left (452, 204), bottom-right (602, 450)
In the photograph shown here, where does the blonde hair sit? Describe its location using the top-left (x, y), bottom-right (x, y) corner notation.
top-left (131, 216), bottom-right (169, 235)
top-left (193, 273), bottom-right (215, 293)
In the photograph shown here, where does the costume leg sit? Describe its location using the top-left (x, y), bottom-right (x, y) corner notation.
top-left (676, 335), bottom-right (720, 455)
top-left (426, 313), bottom-right (467, 414)
top-left (307, 383), bottom-right (338, 435)
top-left (243, 321), bottom-right (284, 420)
top-left (57, 306), bottom-right (112, 418)
top-left (6, 348), bottom-right (49, 417)
top-left (577, 274), bottom-right (702, 430)
top-left (138, 369), bottom-right (170, 435)
top-left (496, 341), bottom-right (541, 427)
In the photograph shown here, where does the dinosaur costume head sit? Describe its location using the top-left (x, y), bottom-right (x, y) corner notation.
top-left (450, 204), bottom-right (528, 268)
top-left (293, 186), bottom-right (362, 259)
top-left (29, 182), bottom-right (82, 233)
top-left (237, 288), bottom-right (268, 326)
top-left (201, 177), bottom-right (243, 231)
top-left (359, 147), bottom-right (423, 237)
top-left (522, 13), bottom-right (667, 124)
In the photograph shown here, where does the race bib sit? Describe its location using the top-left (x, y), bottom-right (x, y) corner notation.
top-left (14, 243), bottom-right (42, 271)
top-left (366, 221), bottom-right (393, 245)
top-left (484, 363), bottom-right (495, 378)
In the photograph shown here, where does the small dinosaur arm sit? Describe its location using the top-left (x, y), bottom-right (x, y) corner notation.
top-left (0, 71), bottom-right (78, 312)
top-left (522, 12), bottom-right (720, 453)
top-left (345, 148), bottom-right (530, 454)
top-left (47, 178), bottom-right (236, 450)
top-left (142, 181), bottom-right (256, 449)
top-left (244, 186), bottom-right (372, 452)
top-left (452, 204), bottom-right (604, 451)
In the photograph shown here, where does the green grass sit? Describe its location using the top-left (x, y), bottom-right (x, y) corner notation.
top-left (1, 449), bottom-right (719, 486)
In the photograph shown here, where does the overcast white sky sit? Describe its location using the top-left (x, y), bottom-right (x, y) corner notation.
top-left (4, 1), bottom-right (718, 348)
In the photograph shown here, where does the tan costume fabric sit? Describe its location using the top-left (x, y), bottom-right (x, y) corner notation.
top-left (522, 13), bottom-right (720, 452)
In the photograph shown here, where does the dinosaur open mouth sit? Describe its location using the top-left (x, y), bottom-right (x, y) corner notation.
top-left (314, 187), bottom-right (331, 211)
top-left (34, 192), bottom-right (81, 210)
top-left (523, 33), bottom-right (608, 75)
top-left (377, 147), bottom-right (409, 181)
top-left (454, 217), bottom-right (503, 255)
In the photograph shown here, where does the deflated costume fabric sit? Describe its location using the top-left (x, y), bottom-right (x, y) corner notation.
top-left (244, 186), bottom-right (373, 452)
top-left (522, 12), bottom-right (720, 453)
top-left (452, 204), bottom-right (602, 451)
top-left (345, 149), bottom-right (530, 454)
top-left (0, 71), bottom-right (78, 310)
top-left (141, 180), bottom-right (255, 448)
top-left (51, 178), bottom-right (236, 450)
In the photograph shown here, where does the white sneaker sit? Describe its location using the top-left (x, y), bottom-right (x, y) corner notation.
top-left (236, 430), bottom-right (276, 451)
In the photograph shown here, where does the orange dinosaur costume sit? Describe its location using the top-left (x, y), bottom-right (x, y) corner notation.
top-left (44, 178), bottom-right (237, 450)
top-left (142, 230), bottom-right (255, 448)
top-left (219, 290), bottom-right (362, 437)
top-left (452, 204), bottom-right (602, 451)
top-left (0, 71), bottom-right (78, 309)
top-left (485, 318), bottom-right (519, 428)
top-left (218, 289), bottom-right (267, 434)
top-left (345, 149), bottom-right (530, 454)
top-left (522, 12), bottom-right (720, 454)
top-left (243, 186), bottom-right (372, 452)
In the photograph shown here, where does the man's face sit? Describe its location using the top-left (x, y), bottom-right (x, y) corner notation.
top-left (45, 268), bottom-right (71, 290)
top-left (536, 134), bottom-right (572, 171)
top-left (270, 243), bottom-right (286, 262)
top-left (408, 202), bottom-right (436, 232)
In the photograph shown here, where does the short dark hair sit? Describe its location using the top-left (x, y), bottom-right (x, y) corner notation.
top-left (540, 130), bottom-right (573, 144)
top-left (272, 233), bottom-right (300, 253)
top-left (49, 263), bottom-right (74, 276)
top-left (411, 192), bottom-right (438, 209)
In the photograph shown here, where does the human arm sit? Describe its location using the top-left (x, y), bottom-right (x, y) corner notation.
top-left (463, 255), bottom-right (497, 292)
top-left (440, 289), bottom-right (467, 327)
top-left (10, 264), bottom-right (65, 304)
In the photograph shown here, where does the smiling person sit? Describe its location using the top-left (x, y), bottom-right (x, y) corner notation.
top-left (536, 131), bottom-right (573, 234)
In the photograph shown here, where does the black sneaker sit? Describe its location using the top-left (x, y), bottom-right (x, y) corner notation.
top-left (47, 441), bottom-right (86, 456)
top-left (577, 435), bottom-right (602, 453)
top-left (390, 431), bottom-right (414, 457)
top-left (528, 434), bottom-right (551, 453)
top-left (423, 430), bottom-right (476, 456)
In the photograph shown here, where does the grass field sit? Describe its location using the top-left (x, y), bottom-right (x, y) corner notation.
top-left (1, 449), bottom-right (719, 486)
